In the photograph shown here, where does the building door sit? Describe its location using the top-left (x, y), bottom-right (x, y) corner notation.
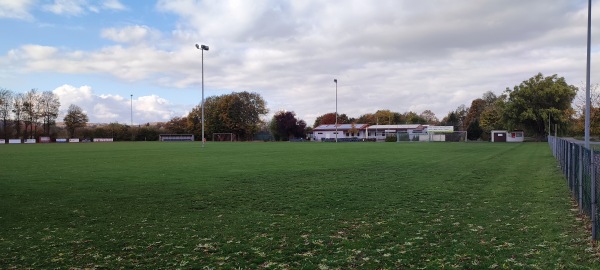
top-left (493, 132), bottom-right (506, 142)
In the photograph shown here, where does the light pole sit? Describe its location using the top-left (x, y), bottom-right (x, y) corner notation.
top-left (334, 79), bottom-right (338, 143)
top-left (196, 44), bottom-right (209, 148)
top-left (130, 94), bottom-right (133, 141)
top-left (584, 0), bottom-right (596, 242)
top-left (585, 0), bottom-right (592, 150)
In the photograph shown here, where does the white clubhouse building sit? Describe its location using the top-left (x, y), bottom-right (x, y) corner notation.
top-left (312, 124), bottom-right (454, 141)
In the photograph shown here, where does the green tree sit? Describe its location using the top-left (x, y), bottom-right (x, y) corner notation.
top-left (356, 113), bottom-right (375, 125)
top-left (482, 91), bottom-right (498, 106)
top-left (270, 111), bottom-right (306, 141)
top-left (12, 93), bottom-right (25, 139)
top-left (375, 110), bottom-right (403, 124)
top-left (503, 73), bottom-right (577, 139)
top-left (454, 104), bottom-right (469, 130)
top-left (196, 91), bottom-right (268, 141)
top-left (0, 89), bottom-right (13, 140)
top-left (93, 127), bottom-right (110, 138)
top-left (165, 116), bottom-right (188, 134)
top-left (184, 106), bottom-right (202, 140)
top-left (463, 99), bottom-right (487, 140)
top-left (203, 95), bottom-right (228, 139)
top-left (22, 89), bottom-right (40, 139)
top-left (135, 126), bottom-right (161, 141)
top-left (63, 104), bottom-right (89, 138)
top-left (313, 112), bottom-right (350, 127)
top-left (39, 91), bottom-right (60, 136)
top-left (404, 111), bottom-right (427, 124)
top-left (464, 99), bottom-right (486, 127)
top-left (107, 122), bottom-right (131, 141)
top-left (573, 83), bottom-right (600, 135)
top-left (440, 111), bottom-right (460, 130)
top-left (419, 110), bottom-right (438, 124)
top-left (467, 119), bottom-right (483, 140)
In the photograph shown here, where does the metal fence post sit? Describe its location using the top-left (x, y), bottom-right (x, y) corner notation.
top-left (570, 144), bottom-right (574, 190)
top-left (579, 144), bottom-right (584, 213)
top-left (550, 138), bottom-right (597, 241)
top-left (592, 148), bottom-right (597, 241)
top-left (572, 144), bottom-right (576, 192)
top-left (568, 143), bottom-right (572, 189)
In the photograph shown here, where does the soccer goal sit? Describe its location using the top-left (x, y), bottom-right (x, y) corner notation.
top-left (427, 131), bottom-right (467, 142)
top-left (159, 134), bottom-right (194, 142)
top-left (212, 133), bottom-right (236, 142)
top-left (394, 131), bottom-right (467, 142)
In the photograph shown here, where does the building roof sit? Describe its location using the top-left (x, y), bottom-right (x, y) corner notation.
top-left (313, 124), bottom-right (457, 132)
top-left (367, 124), bottom-right (427, 130)
top-left (314, 124), bottom-right (370, 131)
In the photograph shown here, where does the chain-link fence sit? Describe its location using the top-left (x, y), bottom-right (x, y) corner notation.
top-left (548, 136), bottom-right (598, 241)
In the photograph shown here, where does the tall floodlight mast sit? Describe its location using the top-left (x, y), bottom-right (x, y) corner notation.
top-left (334, 79), bottom-right (338, 143)
top-left (196, 44), bottom-right (209, 148)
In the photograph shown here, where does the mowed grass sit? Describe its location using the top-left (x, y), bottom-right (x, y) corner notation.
top-left (0, 142), bottom-right (598, 269)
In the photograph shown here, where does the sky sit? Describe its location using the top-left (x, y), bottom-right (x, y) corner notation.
top-left (0, 0), bottom-right (599, 126)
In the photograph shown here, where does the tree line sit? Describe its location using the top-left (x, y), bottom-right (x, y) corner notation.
top-left (0, 89), bottom-right (98, 141)
top-left (309, 73), bottom-right (581, 141)
top-left (164, 91), bottom-right (270, 141)
top-left (180, 72), bottom-right (582, 142)
top-left (0, 72), bottom-right (593, 142)
top-left (0, 88), bottom-right (61, 140)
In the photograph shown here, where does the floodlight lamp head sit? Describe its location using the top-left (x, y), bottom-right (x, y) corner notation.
top-left (334, 79), bottom-right (337, 83)
top-left (195, 44), bottom-right (200, 49)
top-left (201, 45), bottom-right (209, 51)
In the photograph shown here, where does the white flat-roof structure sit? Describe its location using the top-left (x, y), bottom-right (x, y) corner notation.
top-left (312, 124), bottom-right (461, 142)
top-left (312, 124), bottom-right (369, 141)
top-left (491, 130), bottom-right (524, 142)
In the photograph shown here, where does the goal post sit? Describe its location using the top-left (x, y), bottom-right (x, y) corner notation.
top-left (212, 133), bottom-right (235, 142)
top-left (428, 131), bottom-right (467, 142)
top-left (394, 131), bottom-right (467, 142)
top-left (159, 134), bottom-right (194, 142)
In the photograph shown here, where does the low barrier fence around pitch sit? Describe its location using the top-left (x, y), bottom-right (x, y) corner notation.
top-left (548, 136), bottom-right (598, 241)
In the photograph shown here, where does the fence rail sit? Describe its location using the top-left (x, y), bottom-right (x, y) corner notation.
top-left (548, 136), bottom-right (598, 241)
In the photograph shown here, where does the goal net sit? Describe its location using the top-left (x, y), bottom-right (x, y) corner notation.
top-left (159, 134), bottom-right (194, 142)
top-left (395, 131), bottom-right (467, 142)
top-left (212, 133), bottom-right (236, 142)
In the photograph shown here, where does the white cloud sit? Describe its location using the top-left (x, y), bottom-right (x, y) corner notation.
top-left (102, 0), bottom-right (126, 11)
top-left (135, 95), bottom-right (176, 121)
top-left (53, 84), bottom-right (179, 124)
top-left (43, 0), bottom-right (126, 16)
top-left (153, 0), bottom-right (600, 124)
top-left (8, 44), bottom-right (174, 81)
top-left (43, 0), bottom-right (86, 16)
top-left (53, 84), bottom-right (94, 106)
top-left (3, 0), bottom-right (600, 125)
top-left (19, 45), bottom-right (59, 59)
top-left (0, 0), bottom-right (35, 20)
top-left (101, 25), bottom-right (161, 44)
top-left (93, 103), bottom-right (119, 120)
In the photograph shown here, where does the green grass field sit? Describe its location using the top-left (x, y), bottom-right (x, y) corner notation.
top-left (1, 142), bottom-right (598, 269)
